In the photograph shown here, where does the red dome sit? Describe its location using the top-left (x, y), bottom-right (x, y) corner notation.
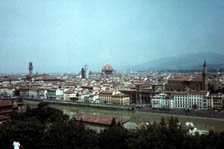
top-left (102, 64), bottom-right (113, 73)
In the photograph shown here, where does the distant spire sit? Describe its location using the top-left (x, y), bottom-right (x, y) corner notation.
top-left (203, 60), bottom-right (207, 67)
top-left (81, 67), bottom-right (86, 79)
top-left (202, 60), bottom-right (208, 91)
top-left (29, 62), bottom-right (33, 76)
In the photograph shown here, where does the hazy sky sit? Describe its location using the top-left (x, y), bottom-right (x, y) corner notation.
top-left (0, 0), bottom-right (224, 73)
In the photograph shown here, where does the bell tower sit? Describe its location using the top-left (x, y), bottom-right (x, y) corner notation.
top-left (29, 62), bottom-right (33, 76)
top-left (202, 60), bottom-right (208, 91)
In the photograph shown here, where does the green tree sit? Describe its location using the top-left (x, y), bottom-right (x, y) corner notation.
top-left (42, 119), bottom-right (99, 149)
top-left (110, 117), bottom-right (116, 128)
top-left (99, 126), bottom-right (129, 149)
top-left (160, 117), bottom-right (166, 128)
top-left (0, 119), bottom-right (45, 149)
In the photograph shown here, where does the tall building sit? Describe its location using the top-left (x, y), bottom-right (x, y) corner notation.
top-left (28, 62), bottom-right (33, 76)
top-left (202, 60), bottom-right (208, 91)
top-left (81, 67), bottom-right (86, 79)
top-left (84, 64), bottom-right (88, 79)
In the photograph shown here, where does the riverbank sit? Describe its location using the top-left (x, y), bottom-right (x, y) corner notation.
top-left (24, 99), bottom-right (224, 132)
top-left (24, 99), bottom-right (224, 119)
top-left (50, 104), bottom-right (224, 132)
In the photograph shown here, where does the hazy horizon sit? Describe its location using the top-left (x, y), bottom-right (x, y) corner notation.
top-left (1, 0), bottom-right (224, 73)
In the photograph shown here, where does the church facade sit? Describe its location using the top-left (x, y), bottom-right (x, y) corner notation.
top-left (167, 61), bottom-right (208, 91)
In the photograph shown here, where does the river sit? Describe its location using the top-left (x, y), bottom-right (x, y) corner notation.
top-left (49, 104), bottom-right (224, 132)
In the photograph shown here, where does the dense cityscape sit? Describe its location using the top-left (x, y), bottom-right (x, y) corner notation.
top-left (1, 61), bottom-right (224, 119)
top-left (1, 61), bottom-right (224, 110)
top-left (1, 61), bottom-right (224, 148)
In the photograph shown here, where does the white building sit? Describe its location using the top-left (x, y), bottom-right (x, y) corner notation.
top-left (89, 94), bottom-right (99, 103)
top-left (63, 90), bottom-right (77, 101)
top-left (38, 88), bottom-right (48, 99)
top-left (99, 90), bottom-right (113, 104)
top-left (151, 93), bottom-right (174, 109)
top-left (28, 88), bottom-right (39, 98)
top-left (0, 87), bottom-right (15, 97)
top-left (172, 91), bottom-right (211, 110)
top-left (99, 90), bottom-right (130, 105)
top-left (111, 94), bottom-right (130, 105)
top-left (189, 128), bottom-right (209, 136)
top-left (56, 88), bottom-right (63, 100)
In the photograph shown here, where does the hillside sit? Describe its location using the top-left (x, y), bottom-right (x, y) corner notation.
top-left (133, 52), bottom-right (224, 71)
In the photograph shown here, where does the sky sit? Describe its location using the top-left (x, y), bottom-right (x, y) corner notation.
top-left (0, 0), bottom-right (224, 73)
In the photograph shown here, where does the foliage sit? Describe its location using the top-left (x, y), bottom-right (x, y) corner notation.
top-left (42, 119), bottom-right (99, 149)
top-left (1, 103), bottom-right (224, 149)
top-left (0, 119), bottom-right (45, 149)
top-left (99, 126), bottom-right (129, 149)
top-left (109, 117), bottom-right (117, 128)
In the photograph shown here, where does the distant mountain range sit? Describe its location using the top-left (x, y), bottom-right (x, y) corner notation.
top-left (128, 52), bottom-right (224, 72)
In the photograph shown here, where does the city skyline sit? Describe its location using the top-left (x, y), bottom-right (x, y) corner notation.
top-left (1, 0), bottom-right (224, 73)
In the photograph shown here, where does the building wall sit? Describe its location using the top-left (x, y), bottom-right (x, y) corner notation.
top-left (0, 88), bottom-right (15, 97)
top-left (38, 90), bottom-right (47, 99)
top-left (208, 94), bottom-right (223, 110)
top-left (63, 93), bottom-right (76, 101)
top-left (56, 89), bottom-right (64, 100)
top-left (19, 89), bottom-right (29, 97)
top-left (111, 96), bottom-right (130, 105)
top-left (28, 89), bottom-right (38, 98)
top-left (173, 92), bottom-right (211, 110)
top-left (151, 94), bottom-right (171, 109)
top-left (119, 90), bottom-right (152, 104)
top-left (151, 92), bottom-right (212, 110)
top-left (47, 90), bottom-right (56, 99)
top-left (99, 93), bottom-right (112, 104)
top-left (167, 80), bottom-right (203, 91)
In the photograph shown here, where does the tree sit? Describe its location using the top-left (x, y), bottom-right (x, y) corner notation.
top-left (168, 116), bottom-right (179, 130)
top-left (110, 118), bottom-right (116, 128)
top-left (2, 104), bottom-right (224, 149)
top-left (42, 119), bottom-right (99, 149)
top-left (99, 126), bottom-right (129, 149)
top-left (0, 119), bottom-right (45, 149)
top-left (160, 117), bottom-right (166, 128)
top-left (25, 102), bottom-right (68, 123)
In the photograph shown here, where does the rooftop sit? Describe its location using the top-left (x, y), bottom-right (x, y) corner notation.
top-left (75, 113), bottom-right (129, 126)
top-left (168, 75), bottom-right (203, 82)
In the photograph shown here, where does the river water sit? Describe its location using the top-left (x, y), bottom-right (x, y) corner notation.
top-left (50, 104), bottom-right (224, 132)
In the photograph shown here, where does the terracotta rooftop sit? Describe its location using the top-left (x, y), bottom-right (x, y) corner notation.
top-left (0, 109), bottom-right (13, 114)
top-left (112, 94), bottom-right (129, 98)
top-left (169, 75), bottom-right (202, 82)
top-left (0, 115), bottom-right (10, 121)
top-left (75, 113), bottom-right (129, 126)
top-left (99, 90), bottom-right (113, 94)
top-left (64, 90), bottom-right (75, 94)
top-left (0, 77), bottom-right (20, 82)
top-left (166, 91), bottom-right (208, 95)
top-left (34, 77), bottom-right (64, 82)
top-left (0, 101), bottom-right (12, 107)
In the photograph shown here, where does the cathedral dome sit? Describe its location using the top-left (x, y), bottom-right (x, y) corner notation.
top-left (102, 64), bottom-right (113, 75)
top-left (102, 64), bottom-right (113, 71)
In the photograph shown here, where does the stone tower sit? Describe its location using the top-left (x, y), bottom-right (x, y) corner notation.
top-left (29, 62), bottom-right (33, 76)
top-left (202, 60), bottom-right (208, 91)
top-left (84, 64), bottom-right (88, 79)
top-left (81, 67), bottom-right (86, 79)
